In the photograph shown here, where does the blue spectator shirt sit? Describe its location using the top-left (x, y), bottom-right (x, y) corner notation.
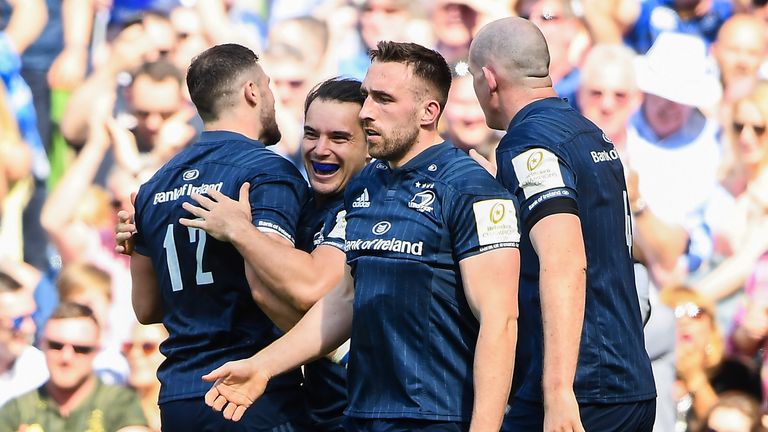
top-left (625, 0), bottom-right (733, 53)
top-left (132, 130), bottom-right (310, 403)
top-left (496, 97), bottom-right (656, 404)
top-left (329, 143), bottom-right (521, 421)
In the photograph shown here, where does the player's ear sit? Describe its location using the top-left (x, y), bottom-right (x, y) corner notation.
top-left (419, 99), bottom-right (441, 127)
top-left (482, 66), bottom-right (498, 94)
top-left (244, 81), bottom-right (260, 107)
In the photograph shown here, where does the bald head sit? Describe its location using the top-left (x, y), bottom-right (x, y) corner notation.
top-left (469, 16), bottom-right (551, 84)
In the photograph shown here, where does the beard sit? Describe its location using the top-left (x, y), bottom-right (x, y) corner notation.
top-left (259, 109), bottom-right (282, 146)
top-left (366, 122), bottom-right (419, 163)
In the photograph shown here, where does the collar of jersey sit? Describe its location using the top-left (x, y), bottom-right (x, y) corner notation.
top-left (197, 130), bottom-right (265, 148)
top-left (389, 141), bottom-right (451, 173)
top-left (507, 97), bottom-right (567, 132)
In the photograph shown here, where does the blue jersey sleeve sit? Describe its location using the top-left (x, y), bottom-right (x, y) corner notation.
top-left (248, 174), bottom-right (309, 245)
top-left (445, 180), bottom-right (521, 261)
top-left (133, 184), bottom-right (152, 257)
top-left (498, 147), bottom-right (579, 230)
top-left (319, 208), bottom-right (347, 252)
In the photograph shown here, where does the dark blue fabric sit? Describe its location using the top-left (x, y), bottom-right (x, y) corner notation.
top-left (342, 144), bottom-right (519, 421)
top-left (502, 398), bottom-right (656, 431)
top-left (496, 98), bottom-right (656, 405)
top-left (133, 130), bottom-right (309, 406)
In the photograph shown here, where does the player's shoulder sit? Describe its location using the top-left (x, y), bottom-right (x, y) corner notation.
top-left (431, 146), bottom-right (508, 196)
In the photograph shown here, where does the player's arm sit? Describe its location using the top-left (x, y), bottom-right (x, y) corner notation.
top-left (180, 183), bottom-right (346, 328)
top-left (201, 266), bottom-right (355, 422)
top-left (530, 213), bottom-right (587, 432)
top-left (129, 252), bottom-right (163, 324)
top-left (460, 247), bottom-right (520, 432)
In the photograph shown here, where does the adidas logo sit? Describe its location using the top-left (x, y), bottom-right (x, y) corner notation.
top-left (352, 188), bottom-right (371, 208)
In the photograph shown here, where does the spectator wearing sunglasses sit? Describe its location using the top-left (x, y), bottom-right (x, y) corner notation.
top-left (0, 302), bottom-right (148, 431)
top-left (124, 323), bottom-right (167, 432)
top-left (697, 82), bottom-right (768, 306)
top-left (0, 270), bottom-right (48, 407)
top-left (661, 286), bottom-right (761, 432)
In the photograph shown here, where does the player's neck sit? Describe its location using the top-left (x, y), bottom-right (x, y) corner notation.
top-left (204, 112), bottom-right (262, 142)
top-left (387, 130), bottom-right (443, 169)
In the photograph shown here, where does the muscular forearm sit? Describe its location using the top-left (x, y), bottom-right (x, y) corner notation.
top-left (470, 319), bottom-right (516, 432)
top-left (251, 275), bottom-right (354, 379)
top-left (232, 226), bottom-right (343, 313)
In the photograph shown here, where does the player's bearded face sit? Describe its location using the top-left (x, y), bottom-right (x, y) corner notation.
top-left (364, 114), bottom-right (419, 162)
top-left (260, 103), bottom-right (282, 146)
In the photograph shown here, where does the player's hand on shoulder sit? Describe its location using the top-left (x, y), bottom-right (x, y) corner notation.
top-left (115, 209), bottom-right (136, 255)
top-left (202, 357), bottom-right (270, 422)
top-left (180, 182), bottom-right (252, 243)
top-left (469, 149), bottom-right (496, 177)
top-left (544, 389), bottom-right (585, 432)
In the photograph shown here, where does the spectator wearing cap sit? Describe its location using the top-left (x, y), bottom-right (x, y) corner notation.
top-left (0, 270), bottom-right (48, 407)
top-left (626, 32), bottom-right (729, 287)
top-left (0, 302), bottom-right (148, 431)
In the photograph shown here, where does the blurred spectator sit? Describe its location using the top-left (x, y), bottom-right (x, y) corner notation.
top-left (730, 249), bottom-right (768, 413)
top-left (56, 262), bottom-right (131, 385)
top-left (42, 109), bottom-right (141, 349)
top-left (702, 391), bottom-right (763, 432)
top-left (0, 302), bottom-right (148, 431)
top-left (0, 80), bottom-right (32, 262)
top-left (430, 0), bottom-right (480, 65)
top-left (578, 43), bottom-right (680, 432)
top-left (61, 14), bottom-right (185, 148)
top-left (0, 0), bottom-right (51, 271)
top-left (337, 0), bottom-right (424, 79)
top-left (525, 0), bottom-right (591, 107)
top-left (443, 69), bottom-right (499, 163)
top-left (697, 81), bottom-right (768, 304)
top-left (584, 0), bottom-right (733, 53)
top-left (712, 14), bottom-right (767, 104)
top-left (267, 15), bottom-right (332, 76)
top-left (0, 270), bottom-right (48, 407)
top-left (662, 286), bottom-right (761, 432)
top-left (577, 43), bottom-right (642, 152)
top-left (627, 32), bottom-right (725, 285)
top-left (167, 5), bottom-right (210, 72)
top-left (123, 323), bottom-right (167, 432)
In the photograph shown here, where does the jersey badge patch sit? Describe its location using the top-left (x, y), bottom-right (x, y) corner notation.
top-left (472, 199), bottom-right (521, 246)
top-left (512, 148), bottom-right (565, 199)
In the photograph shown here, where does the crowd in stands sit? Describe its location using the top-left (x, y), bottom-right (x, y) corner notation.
top-left (1, 0), bottom-right (768, 431)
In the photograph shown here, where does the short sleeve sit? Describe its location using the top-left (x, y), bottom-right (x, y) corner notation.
top-left (132, 184), bottom-right (151, 257)
top-left (249, 175), bottom-right (309, 245)
top-left (446, 186), bottom-right (521, 261)
top-left (319, 208), bottom-right (347, 252)
top-left (500, 147), bottom-right (579, 229)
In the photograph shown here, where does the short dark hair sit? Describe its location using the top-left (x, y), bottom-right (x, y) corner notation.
top-left (304, 77), bottom-right (364, 116)
top-left (0, 271), bottom-right (22, 293)
top-left (133, 58), bottom-right (183, 85)
top-left (369, 41), bottom-right (452, 113)
top-left (48, 301), bottom-right (99, 327)
top-left (186, 44), bottom-right (260, 122)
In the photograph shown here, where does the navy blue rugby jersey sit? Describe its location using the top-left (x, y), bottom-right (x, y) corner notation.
top-left (332, 143), bottom-right (521, 421)
top-left (295, 193), bottom-right (348, 430)
top-left (132, 130), bottom-right (310, 403)
top-left (495, 98), bottom-right (656, 404)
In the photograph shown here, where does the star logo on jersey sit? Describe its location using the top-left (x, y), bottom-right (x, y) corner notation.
top-left (490, 202), bottom-right (506, 224)
top-left (182, 169), bottom-right (200, 181)
top-left (352, 188), bottom-right (371, 208)
top-left (408, 190), bottom-right (435, 213)
top-left (414, 181), bottom-right (434, 189)
top-left (372, 221), bottom-right (391, 235)
top-left (526, 151), bottom-right (544, 171)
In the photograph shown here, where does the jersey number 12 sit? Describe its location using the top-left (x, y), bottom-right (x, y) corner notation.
top-left (163, 224), bottom-right (214, 292)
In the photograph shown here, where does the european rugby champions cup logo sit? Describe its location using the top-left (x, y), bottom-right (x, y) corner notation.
top-left (526, 150), bottom-right (543, 172)
top-left (490, 202), bottom-right (506, 224)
